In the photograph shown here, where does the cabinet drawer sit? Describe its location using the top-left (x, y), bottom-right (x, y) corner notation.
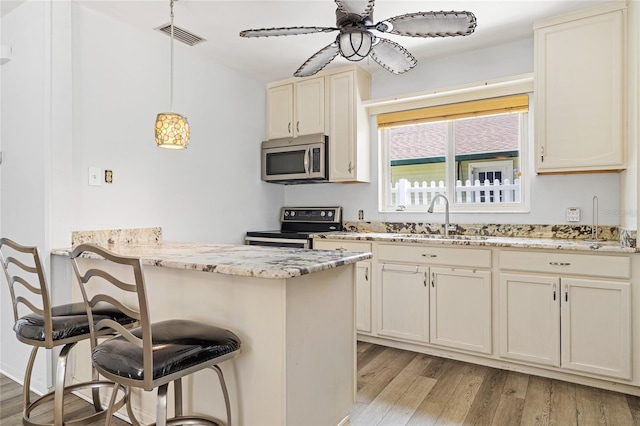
top-left (377, 244), bottom-right (491, 268)
top-left (314, 240), bottom-right (371, 253)
top-left (500, 250), bottom-right (630, 279)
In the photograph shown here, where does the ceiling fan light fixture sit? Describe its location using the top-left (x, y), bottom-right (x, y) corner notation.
top-left (339, 30), bottom-right (373, 61)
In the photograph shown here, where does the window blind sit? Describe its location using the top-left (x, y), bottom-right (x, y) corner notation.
top-left (377, 94), bottom-right (529, 128)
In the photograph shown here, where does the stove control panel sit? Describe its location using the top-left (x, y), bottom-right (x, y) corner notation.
top-left (280, 207), bottom-right (342, 223)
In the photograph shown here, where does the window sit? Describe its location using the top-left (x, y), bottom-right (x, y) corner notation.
top-left (379, 94), bottom-right (529, 213)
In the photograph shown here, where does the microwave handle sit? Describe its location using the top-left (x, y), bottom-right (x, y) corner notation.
top-left (304, 147), bottom-right (310, 174)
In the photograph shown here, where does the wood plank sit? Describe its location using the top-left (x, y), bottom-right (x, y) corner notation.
top-left (464, 368), bottom-right (508, 425)
top-left (376, 376), bottom-right (437, 426)
top-left (625, 394), bottom-right (640, 425)
top-left (354, 354), bottom-right (433, 425)
top-left (405, 359), bottom-right (469, 426)
top-left (502, 371), bottom-right (530, 400)
top-left (549, 380), bottom-right (577, 425)
top-left (433, 364), bottom-right (487, 425)
top-left (491, 394), bottom-right (525, 426)
top-left (601, 389), bottom-right (634, 425)
top-left (575, 384), bottom-right (607, 425)
top-left (520, 376), bottom-right (552, 426)
top-left (356, 348), bottom-right (417, 404)
top-left (357, 343), bottom-right (387, 372)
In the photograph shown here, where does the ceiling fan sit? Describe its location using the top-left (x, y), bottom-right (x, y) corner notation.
top-left (239, 0), bottom-right (477, 78)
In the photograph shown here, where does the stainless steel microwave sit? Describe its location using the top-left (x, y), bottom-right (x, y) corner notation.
top-left (261, 133), bottom-right (328, 184)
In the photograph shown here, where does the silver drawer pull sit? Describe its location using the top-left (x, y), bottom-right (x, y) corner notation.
top-left (335, 247), bottom-right (347, 251)
top-left (549, 262), bottom-right (571, 266)
top-left (421, 254), bottom-right (438, 258)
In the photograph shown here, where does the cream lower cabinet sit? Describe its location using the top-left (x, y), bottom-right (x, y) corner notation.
top-left (377, 244), bottom-right (492, 354)
top-left (378, 264), bottom-right (429, 343)
top-left (430, 267), bottom-right (492, 354)
top-left (313, 240), bottom-right (372, 334)
top-left (500, 251), bottom-right (631, 380)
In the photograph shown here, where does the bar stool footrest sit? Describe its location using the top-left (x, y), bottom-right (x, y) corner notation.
top-left (23, 380), bottom-right (127, 426)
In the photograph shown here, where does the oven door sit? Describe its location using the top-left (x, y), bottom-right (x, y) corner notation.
top-left (244, 236), bottom-right (310, 249)
top-left (261, 137), bottom-right (327, 182)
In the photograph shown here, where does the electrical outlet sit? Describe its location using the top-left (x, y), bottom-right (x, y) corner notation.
top-left (88, 167), bottom-right (102, 186)
top-left (566, 207), bottom-right (580, 222)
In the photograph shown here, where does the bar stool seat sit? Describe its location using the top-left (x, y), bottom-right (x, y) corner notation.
top-left (93, 320), bottom-right (240, 382)
top-left (0, 237), bottom-right (138, 426)
top-left (14, 302), bottom-right (136, 342)
top-left (70, 243), bottom-right (242, 426)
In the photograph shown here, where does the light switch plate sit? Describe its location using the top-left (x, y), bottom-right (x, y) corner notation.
top-left (566, 207), bottom-right (580, 222)
top-left (88, 167), bottom-right (102, 186)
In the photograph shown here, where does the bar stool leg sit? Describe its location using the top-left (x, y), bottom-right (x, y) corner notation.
top-left (23, 346), bottom-right (39, 413)
top-left (104, 382), bottom-right (120, 426)
top-left (54, 343), bottom-right (75, 426)
top-left (156, 383), bottom-right (170, 426)
top-left (173, 378), bottom-right (183, 417)
top-left (211, 365), bottom-right (232, 426)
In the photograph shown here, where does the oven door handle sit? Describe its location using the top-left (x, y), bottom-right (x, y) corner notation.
top-left (304, 148), bottom-right (310, 175)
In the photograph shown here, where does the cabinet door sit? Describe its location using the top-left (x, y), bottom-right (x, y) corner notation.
top-left (430, 268), bottom-right (492, 354)
top-left (499, 274), bottom-right (560, 366)
top-left (356, 261), bottom-right (372, 333)
top-left (561, 278), bottom-right (631, 379)
top-left (295, 77), bottom-right (324, 136)
top-left (377, 264), bottom-right (429, 343)
top-left (327, 71), bottom-right (356, 181)
top-left (314, 240), bottom-right (373, 334)
top-left (267, 84), bottom-right (293, 139)
top-left (535, 7), bottom-right (625, 172)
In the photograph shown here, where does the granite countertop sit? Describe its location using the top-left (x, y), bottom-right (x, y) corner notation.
top-left (52, 241), bottom-right (372, 279)
top-left (311, 232), bottom-right (637, 253)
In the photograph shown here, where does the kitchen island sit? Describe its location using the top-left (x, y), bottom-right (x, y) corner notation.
top-left (51, 240), bottom-right (372, 426)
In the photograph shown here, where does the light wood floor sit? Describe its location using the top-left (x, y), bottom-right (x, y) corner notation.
top-left (352, 342), bottom-right (640, 425)
top-left (3, 342), bottom-right (640, 425)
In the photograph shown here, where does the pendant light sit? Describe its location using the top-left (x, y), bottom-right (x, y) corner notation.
top-left (155, 0), bottom-right (190, 150)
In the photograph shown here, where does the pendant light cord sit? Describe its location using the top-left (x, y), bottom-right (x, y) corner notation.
top-left (170, 0), bottom-right (175, 112)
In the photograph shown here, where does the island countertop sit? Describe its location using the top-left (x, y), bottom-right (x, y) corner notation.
top-left (52, 241), bottom-right (372, 279)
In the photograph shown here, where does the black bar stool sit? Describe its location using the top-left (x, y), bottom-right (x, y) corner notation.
top-left (0, 237), bottom-right (137, 425)
top-left (69, 243), bottom-right (241, 426)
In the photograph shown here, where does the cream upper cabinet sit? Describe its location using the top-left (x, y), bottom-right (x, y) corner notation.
top-left (534, 3), bottom-right (627, 173)
top-left (327, 68), bottom-right (371, 182)
top-left (266, 77), bottom-right (324, 139)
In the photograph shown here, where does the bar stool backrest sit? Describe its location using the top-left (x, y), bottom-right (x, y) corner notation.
top-left (70, 243), bottom-right (155, 389)
top-left (0, 238), bottom-right (54, 347)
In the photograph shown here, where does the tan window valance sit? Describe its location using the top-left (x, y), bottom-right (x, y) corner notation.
top-left (377, 94), bottom-right (529, 128)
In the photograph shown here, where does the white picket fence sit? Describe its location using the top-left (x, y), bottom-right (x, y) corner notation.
top-left (391, 178), bottom-right (521, 206)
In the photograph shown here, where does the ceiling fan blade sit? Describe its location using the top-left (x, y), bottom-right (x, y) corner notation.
top-left (240, 26), bottom-right (337, 38)
top-left (335, 0), bottom-right (374, 18)
top-left (369, 37), bottom-right (417, 75)
top-left (376, 11), bottom-right (477, 38)
top-left (294, 42), bottom-right (340, 77)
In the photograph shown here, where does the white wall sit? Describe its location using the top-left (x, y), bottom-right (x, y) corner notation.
top-left (71, 5), bottom-right (282, 244)
top-left (1, 0), bottom-right (283, 393)
top-left (1, 0), bottom-right (52, 394)
top-left (285, 37), bottom-right (621, 226)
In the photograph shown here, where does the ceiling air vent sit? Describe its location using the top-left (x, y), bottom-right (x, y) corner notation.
top-left (156, 24), bottom-right (206, 47)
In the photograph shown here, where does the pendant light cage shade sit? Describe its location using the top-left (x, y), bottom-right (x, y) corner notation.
top-left (155, 113), bottom-right (190, 149)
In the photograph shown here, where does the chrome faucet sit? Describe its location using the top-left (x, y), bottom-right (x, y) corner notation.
top-left (427, 194), bottom-right (455, 236)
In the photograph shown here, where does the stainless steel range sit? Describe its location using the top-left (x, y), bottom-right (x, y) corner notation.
top-left (245, 207), bottom-right (342, 249)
